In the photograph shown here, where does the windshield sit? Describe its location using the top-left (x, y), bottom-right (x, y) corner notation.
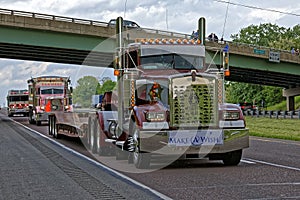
top-left (140, 54), bottom-right (204, 70)
top-left (41, 88), bottom-right (64, 95)
top-left (8, 95), bottom-right (28, 102)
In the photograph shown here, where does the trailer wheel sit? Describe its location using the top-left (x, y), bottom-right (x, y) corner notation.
top-left (222, 149), bottom-right (242, 166)
top-left (28, 110), bottom-right (35, 124)
top-left (89, 116), bottom-right (97, 153)
top-left (48, 115), bottom-right (54, 135)
top-left (94, 119), bottom-right (111, 156)
top-left (51, 117), bottom-right (60, 139)
top-left (86, 116), bottom-right (92, 149)
top-left (132, 123), bottom-right (150, 169)
top-left (36, 120), bottom-right (41, 126)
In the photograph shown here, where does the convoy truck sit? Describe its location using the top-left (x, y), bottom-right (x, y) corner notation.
top-left (6, 89), bottom-right (29, 117)
top-left (48, 17), bottom-right (249, 169)
top-left (27, 76), bottom-right (73, 125)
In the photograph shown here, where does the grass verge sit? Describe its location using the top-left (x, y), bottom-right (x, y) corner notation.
top-left (245, 116), bottom-right (300, 141)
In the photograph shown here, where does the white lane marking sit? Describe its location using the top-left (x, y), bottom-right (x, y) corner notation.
top-left (12, 119), bottom-right (172, 200)
top-left (246, 158), bottom-right (300, 172)
top-left (241, 159), bottom-right (256, 164)
top-left (246, 182), bottom-right (300, 187)
top-left (251, 137), bottom-right (300, 146)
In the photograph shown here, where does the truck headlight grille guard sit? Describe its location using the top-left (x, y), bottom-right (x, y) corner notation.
top-left (170, 77), bottom-right (217, 127)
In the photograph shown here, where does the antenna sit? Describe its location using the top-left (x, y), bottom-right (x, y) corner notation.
top-left (166, 8), bottom-right (168, 30)
top-left (221, 0), bottom-right (230, 39)
top-left (124, 0), bottom-right (127, 18)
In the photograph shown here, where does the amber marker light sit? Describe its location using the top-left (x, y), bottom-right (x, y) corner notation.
top-left (224, 70), bottom-right (230, 76)
top-left (114, 69), bottom-right (120, 76)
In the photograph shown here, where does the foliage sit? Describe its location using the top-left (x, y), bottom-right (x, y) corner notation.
top-left (230, 23), bottom-right (286, 47)
top-left (73, 76), bottom-right (100, 108)
top-left (227, 23), bottom-right (300, 108)
top-left (245, 117), bottom-right (300, 141)
top-left (267, 96), bottom-right (300, 111)
top-left (225, 82), bottom-right (283, 107)
top-left (98, 80), bottom-right (116, 94)
top-left (73, 76), bottom-right (116, 108)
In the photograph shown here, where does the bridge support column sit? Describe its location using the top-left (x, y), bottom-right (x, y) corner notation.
top-left (286, 96), bottom-right (295, 111)
top-left (283, 87), bottom-right (300, 111)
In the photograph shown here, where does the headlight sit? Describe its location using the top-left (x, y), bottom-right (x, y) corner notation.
top-left (145, 112), bottom-right (165, 121)
top-left (223, 111), bottom-right (240, 120)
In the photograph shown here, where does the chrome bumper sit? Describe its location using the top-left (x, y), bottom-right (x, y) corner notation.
top-left (139, 128), bottom-right (249, 155)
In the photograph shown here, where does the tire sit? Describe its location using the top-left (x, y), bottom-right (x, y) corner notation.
top-left (89, 116), bottom-right (97, 153)
top-left (36, 120), bottom-right (41, 126)
top-left (48, 115), bottom-right (53, 135)
top-left (52, 117), bottom-right (60, 139)
top-left (28, 110), bottom-right (35, 124)
top-left (222, 149), bottom-right (242, 166)
top-left (86, 116), bottom-right (92, 149)
top-left (94, 119), bottom-right (111, 156)
top-left (131, 123), bottom-right (151, 169)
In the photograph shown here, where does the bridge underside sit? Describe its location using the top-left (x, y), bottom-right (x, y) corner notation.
top-left (227, 67), bottom-right (300, 88)
top-left (1, 42), bottom-right (300, 89)
top-left (0, 42), bottom-right (113, 67)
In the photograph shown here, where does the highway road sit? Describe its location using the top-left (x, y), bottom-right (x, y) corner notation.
top-left (2, 113), bottom-right (300, 200)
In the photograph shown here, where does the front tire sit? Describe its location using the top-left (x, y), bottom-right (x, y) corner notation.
top-left (222, 149), bottom-right (242, 166)
top-left (131, 123), bottom-right (151, 169)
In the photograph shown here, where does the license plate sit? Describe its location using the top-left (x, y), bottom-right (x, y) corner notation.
top-left (168, 130), bottom-right (223, 146)
top-left (16, 109), bottom-right (25, 112)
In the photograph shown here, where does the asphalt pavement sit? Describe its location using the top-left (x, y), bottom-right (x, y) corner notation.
top-left (0, 113), bottom-right (169, 200)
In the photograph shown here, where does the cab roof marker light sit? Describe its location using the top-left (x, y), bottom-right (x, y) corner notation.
top-left (135, 38), bottom-right (202, 45)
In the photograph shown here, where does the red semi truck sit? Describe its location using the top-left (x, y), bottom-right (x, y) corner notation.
top-left (48, 17), bottom-right (249, 169)
top-left (28, 76), bottom-right (73, 125)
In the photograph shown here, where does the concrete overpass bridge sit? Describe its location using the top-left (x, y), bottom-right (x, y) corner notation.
top-left (0, 8), bottom-right (300, 110)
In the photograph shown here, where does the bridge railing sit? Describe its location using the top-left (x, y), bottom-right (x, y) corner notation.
top-left (0, 8), bottom-right (191, 39)
top-left (243, 110), bottom-right (300, 119)
top-left (206, 40), bottom-right (300, 64)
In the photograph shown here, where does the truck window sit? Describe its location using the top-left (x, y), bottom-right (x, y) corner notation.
top-left (41, 88), bottom-right (64, 95)
top-left (140, 54), bottom-right (204, 70)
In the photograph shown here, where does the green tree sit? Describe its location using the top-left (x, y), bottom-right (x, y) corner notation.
top-left (227, 23), bottom-right (295, 108)
top-left (73, 76), bottom-right (100, 108)
top-left (98, 80), bottom-right (116, 94)
top-left (230, 23), bottom-right (286, 46)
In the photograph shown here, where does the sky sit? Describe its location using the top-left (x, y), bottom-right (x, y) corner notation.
top-left (0, 0), bottom-right (300, 106)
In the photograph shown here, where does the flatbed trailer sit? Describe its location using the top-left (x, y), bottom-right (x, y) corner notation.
top-left (48, 111), bottom-right (89, 139)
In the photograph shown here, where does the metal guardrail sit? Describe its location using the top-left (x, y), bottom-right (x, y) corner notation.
top-left (244, 110), bottom-right (300, 119)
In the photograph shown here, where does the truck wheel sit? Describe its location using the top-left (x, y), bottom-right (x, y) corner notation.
top-left (36, 120), bottom-right (41, 126)
top-left (86, 116), bottom-right (92, 149)
top-left (28, 111), bottom-right (35, 124)
top-left (48, 115), bottom-right (53, 135)
top-left (222, 149), bottom-right (242, 166)
top-left (132, 123), bottom-right (151, 169)
top-left (89, 117), bottom-right (97, 153)
top-left (53, 125), bottom-right (61, 139)
top-left (52, 119), bottom-right (60, 139)
top-left (94, 119), bottom-right (111, 156)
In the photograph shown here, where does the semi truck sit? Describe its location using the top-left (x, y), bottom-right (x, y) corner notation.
top-left (6, 89), bottom-right (29, 117)
top-left (28, 76), bottom-right (73, 125)
top-left (48, 17), bottom-right (249, 169)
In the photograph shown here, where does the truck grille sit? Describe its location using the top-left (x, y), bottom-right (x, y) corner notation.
top-left (171, 78), bottom-right (216, 127)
